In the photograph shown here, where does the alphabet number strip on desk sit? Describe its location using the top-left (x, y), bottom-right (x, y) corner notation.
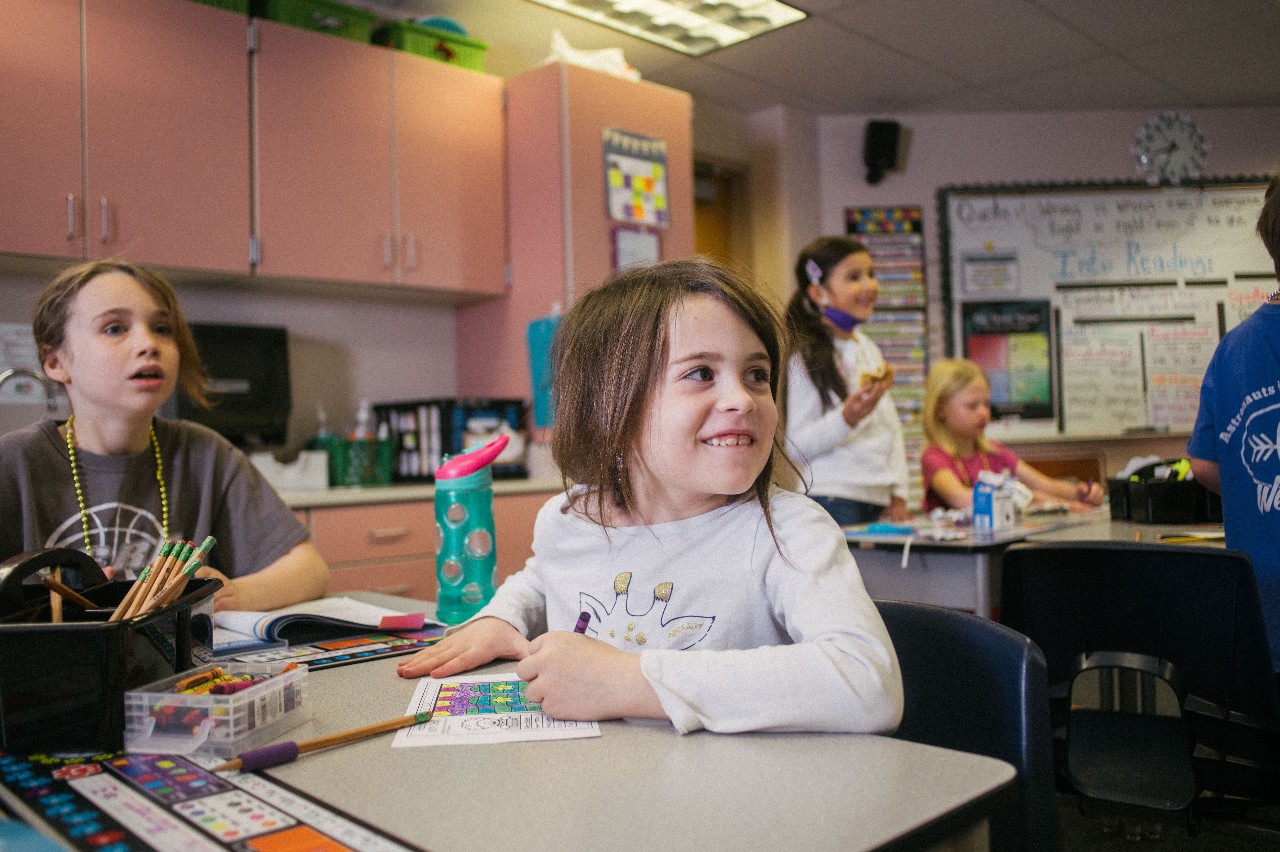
top-left (0, 750), bottom-right (419, 852)
top-left (394, 674), bottom-right (600, 747)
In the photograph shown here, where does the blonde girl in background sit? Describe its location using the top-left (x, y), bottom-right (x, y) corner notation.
top-left (921, 358), bottom-right (1104, 512)
top-left (784, 237), bottom-right (910, 526)
top-left (397, 257), bottom-right (902, 735)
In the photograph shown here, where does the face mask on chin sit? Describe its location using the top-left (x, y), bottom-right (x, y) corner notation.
top-left (822, 305), bottom-right (860, 333)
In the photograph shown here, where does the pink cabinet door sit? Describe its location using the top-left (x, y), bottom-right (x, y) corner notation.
top-left (84, 0), bottom-right (250, 273)
top-left (0, 0), bottom-right (84, 260)
top-left (393, 53), bottom-right (506, 295)
top-left (254, 20), bottom-right (394, 285)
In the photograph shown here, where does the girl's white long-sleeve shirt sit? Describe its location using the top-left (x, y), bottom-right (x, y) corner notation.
top-left (475, 487), bottom-right (903, 735)
top-left (785, 332), bottom-right (910, 506)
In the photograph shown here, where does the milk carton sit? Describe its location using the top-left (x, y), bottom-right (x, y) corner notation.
top-left (973, 470), bottom-right (1017, 533)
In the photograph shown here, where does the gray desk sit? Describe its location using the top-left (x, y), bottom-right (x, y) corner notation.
top-left (258, 593), bottom-right (1016, 851)
top-left (845, 511), bottom-right (1106, 618)
top-left (847, 511), bottom-right (1224, 617)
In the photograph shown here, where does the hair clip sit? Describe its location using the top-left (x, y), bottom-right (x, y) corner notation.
top-left (805, 258), bottom-right (823, 286)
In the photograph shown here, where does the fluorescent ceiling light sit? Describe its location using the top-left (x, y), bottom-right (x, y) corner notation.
top-left (528, 0), bottom-right (806, 57)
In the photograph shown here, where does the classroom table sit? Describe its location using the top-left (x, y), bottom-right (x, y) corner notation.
top-left (846, 509), bottom-right (1225, 618)
top-left (254, 592), bottom-right (1017, 852)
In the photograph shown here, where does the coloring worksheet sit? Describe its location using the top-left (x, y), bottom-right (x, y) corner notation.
top-left (394, 674), bottom-right (600, 747)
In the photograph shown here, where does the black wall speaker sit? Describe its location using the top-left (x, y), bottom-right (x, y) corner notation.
top-left (864, 120), bottom-right (901, 185)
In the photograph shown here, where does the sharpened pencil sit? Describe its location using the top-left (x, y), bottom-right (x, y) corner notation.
top-left (42, 575), bottom-right (99, 609)
top-left (210, 710), bottom-right (434, 773)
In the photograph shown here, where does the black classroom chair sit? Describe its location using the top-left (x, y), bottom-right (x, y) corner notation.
top-left (1001, 540), bottom-right (1280, 833)
top-left (875, 599), bottom-right (1060, 851)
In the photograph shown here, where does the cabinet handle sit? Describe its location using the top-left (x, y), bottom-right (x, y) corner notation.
top-left (405, 233), bottom-right (417, 270)
top-left (66, 194), bottom-right (76, 241)
top-left (374, 583), bottom-right (412, 596)
top-left (369, 526), bottom-right (409, 541)
top-left (383, 234), bottom-right (393, 269)
top-left (99, 198), bottom-right (109, 244)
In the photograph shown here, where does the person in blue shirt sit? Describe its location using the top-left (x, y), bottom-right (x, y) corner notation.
top-left (1188, 176), bottom-right (1280, 677)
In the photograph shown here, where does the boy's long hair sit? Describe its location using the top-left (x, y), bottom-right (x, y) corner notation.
top-left (784, 236), bottom-right (869, 411)
top-left (34, 258), bottom-right (212, 408)
top-left (551, 257), bottom-right (790, 529)
top-left (922, 358), bottom-right (994, 457)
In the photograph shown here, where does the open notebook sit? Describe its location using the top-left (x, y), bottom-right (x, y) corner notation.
top-left (213, 596), bottom-right (434, 648)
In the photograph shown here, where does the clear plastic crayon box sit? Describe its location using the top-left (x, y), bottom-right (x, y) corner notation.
top-left (123, 662), bottom-right (310, 757)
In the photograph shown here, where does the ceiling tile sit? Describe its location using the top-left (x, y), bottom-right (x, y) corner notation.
top-left (1030, 0), bottom-right (1269, 51)
top-left (984, 55), bottom-right (1190, 112)
top-left (1121, 6), bottom-right (1280, 106)
top-left (705, 16), bottom-right (960, 110)
top-left (826, 0), bottom-right (1104, 84)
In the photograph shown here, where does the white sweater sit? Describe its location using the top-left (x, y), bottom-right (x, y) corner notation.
top-left (784, 333), bottom-right (910, 505)
top-left (478, 487), bottom-right (903, 735)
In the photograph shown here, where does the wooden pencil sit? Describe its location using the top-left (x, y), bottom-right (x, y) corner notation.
top-left (210, 710), bottom-right (434, 773)
top-left (109, 540), bottom-right (174, 621)
top-left (126, 541), bottom-right (191, 619)
top-left (49, 567), bottom-right (62, 624)
top-left (42, 575), bottom-right (99, 609)
top-left (151, 536), bottom-right (217, 611)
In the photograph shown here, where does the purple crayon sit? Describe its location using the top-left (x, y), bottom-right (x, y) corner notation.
top-left (573, 611), bottom-right (591, 634)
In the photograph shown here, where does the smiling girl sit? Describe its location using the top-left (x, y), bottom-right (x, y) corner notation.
top-left (784, 237), bottom-right (911, 526)
top-left (396, 258), bottom-right (902, 734)
top-left (0, 259), bottom-right (328, 611)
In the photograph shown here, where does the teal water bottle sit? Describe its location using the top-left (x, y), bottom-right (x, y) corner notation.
top-left (433, 434), bottom-right (509, 624)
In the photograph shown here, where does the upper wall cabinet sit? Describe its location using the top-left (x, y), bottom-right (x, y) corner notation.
top-left (393, 52), bottom-right (505, 295)
top-left (253, 19), bottom-right (396, 285)
top-left (0, 0), bottom-right (251, 273)
top-left (254, 21), bottom-right (506, 294)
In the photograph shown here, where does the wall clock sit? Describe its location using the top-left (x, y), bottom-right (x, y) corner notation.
top-left (1131, 112), bottom-right (1208, 185)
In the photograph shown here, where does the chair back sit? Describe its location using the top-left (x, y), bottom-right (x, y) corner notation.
top-left (1000, 540), bottom-right (1280, 808)
top-left (876, 599), bottom-right (1059, 852)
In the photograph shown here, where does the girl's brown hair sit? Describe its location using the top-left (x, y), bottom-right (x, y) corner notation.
top-left (551, 257), bottom-right (789, 527)
top-left (34, 259), bottom-right (212, 408)
top-left (922, 358), bottom-right (993, 457)
top-left (784, 236), bottom-right (871, 410)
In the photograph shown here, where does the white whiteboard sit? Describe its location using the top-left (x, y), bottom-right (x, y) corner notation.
top-left (940, 180), bottom-right (1275, 437)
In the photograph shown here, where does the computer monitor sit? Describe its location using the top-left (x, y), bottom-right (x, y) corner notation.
top-left (174, 323), bottom-right (291, 449)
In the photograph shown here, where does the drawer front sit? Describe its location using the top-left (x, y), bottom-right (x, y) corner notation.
top-left (326, 557), bottom-right (437, 601)
top-left (309, 501), bottom-right (436, 564)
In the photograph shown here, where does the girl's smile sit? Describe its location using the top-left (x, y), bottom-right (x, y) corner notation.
top-left (810, 250), bottom-right (879, 326)
top-left (631, 294), bottom-right (778, 524)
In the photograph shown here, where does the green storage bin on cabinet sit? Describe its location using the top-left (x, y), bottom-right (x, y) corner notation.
top-left (374, 21), bottom-right (489, 71)
top-left (253, 0), bottom-right (376, 43)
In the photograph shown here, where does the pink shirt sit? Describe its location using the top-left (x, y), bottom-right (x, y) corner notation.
top-left (921, 441), bottom-right (1021, 512)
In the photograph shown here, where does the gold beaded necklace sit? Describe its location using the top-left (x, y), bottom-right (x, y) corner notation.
top-left (65, 415), bottom-right (168, 559)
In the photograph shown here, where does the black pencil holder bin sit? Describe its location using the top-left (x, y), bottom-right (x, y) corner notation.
top-left (0, 548), bottom-right (218, 755)
top-left (1107, 460), bottom-right (1222, 524)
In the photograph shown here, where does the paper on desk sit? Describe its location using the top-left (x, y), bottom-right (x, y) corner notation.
top-left (395, 673), bottom-right (600, 747)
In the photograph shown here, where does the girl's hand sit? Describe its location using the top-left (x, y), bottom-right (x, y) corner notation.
top-left (516, 632), bottom-right (665, 721)
top-left (1075, 480), bottom-right (1105, 507)
top-left (193, 565), bottom-right (240, 611)
top-left (879, 496), bottom-right (911, 523)
top-left (396, 617), bottom-right (529, 680)
top-left (841, 379), bottom-right (887, 427)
